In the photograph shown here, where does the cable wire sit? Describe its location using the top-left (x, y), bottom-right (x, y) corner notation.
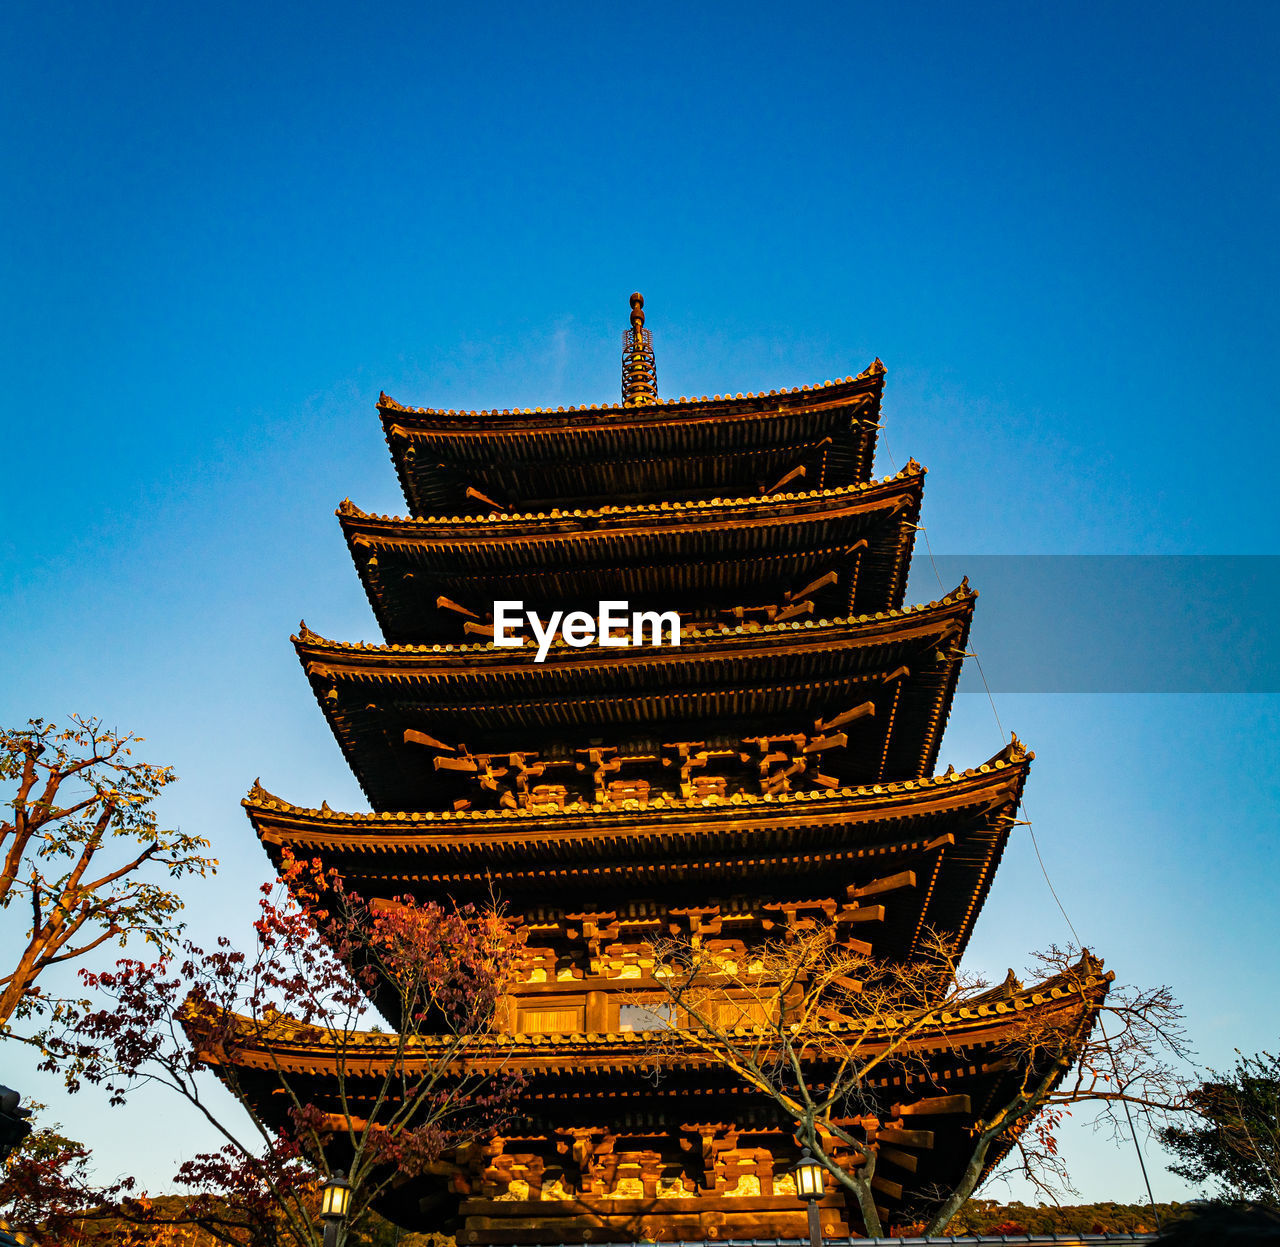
top-left (882, 436), bottom-right (1163, 1226)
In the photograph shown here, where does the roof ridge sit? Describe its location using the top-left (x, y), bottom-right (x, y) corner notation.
top-left (337, 460), bottom-right (925, 528)
top-left (377, 362), bottom-right (886, 420)
top-left (289, 582), bottom-right (974, 656)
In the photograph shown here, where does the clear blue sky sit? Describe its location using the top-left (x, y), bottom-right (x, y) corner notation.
top-left (3, 0), bottom-right (1278, 1210)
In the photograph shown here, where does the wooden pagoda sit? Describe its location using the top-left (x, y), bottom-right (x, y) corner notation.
top-left (225, 296), bottom-right (1106, 1241)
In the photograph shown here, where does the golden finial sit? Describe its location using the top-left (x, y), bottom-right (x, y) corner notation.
top-left (621, 292), bottom-right (658, 406)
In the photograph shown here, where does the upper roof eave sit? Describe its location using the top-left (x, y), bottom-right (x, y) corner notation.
top-left (378, 364), bottom-right (887, 516)
top-left (292, 580), bottom-right (974, 669)
top-left (338, 458), bottom-right (924, 535)
top-left (376, 360), bottom-right (886, 433)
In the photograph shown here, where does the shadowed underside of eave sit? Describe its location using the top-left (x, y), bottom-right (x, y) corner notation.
top-left (340, 466), bottom-right (923, 644)
top-left (293, 593), bottom-right (973, 812)
top-left (196, 962), bottom-right (1101, 1074)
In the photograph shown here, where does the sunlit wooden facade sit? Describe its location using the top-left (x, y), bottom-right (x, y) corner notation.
top-left (224, 311), bottom-right (1104, 1240)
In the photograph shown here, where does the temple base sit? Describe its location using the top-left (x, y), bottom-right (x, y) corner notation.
top-left (457, 1194), bottom-right (851, 1244)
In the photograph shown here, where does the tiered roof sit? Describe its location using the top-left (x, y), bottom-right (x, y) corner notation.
top-left (232, 303), bottom-right (1091, 1241)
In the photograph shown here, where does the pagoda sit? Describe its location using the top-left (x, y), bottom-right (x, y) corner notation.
top-left (227, 295), bottom-right (1107, 1241)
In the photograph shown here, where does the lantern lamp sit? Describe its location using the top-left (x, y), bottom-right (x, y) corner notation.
top-left (319, 1170), bottom-right (352, 1247)
top-left (791, 1148), bottom-right (825, 1247)
top-left (792, 1147), bottom-right (825, 1199)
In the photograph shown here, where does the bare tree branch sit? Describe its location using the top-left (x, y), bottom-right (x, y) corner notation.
top-left (627, 923), bottom-right (1188, 1236)
top-left (0, 716), bottom-right (216, 1030)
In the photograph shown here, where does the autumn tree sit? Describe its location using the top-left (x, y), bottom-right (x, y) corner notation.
top-left (0, 1103), bottom-right (136, 1243)
top-left (0, 716), bottom-right (216, 1031)
top-left (1160, 1047), bottom-right (1280, 1205)
top-left (927, 944), bottom-right (1186, 1232)
top-left (634, 924), bottom-right (1186, 1237)
top-left (47, 854), bottom-right (525, 1247)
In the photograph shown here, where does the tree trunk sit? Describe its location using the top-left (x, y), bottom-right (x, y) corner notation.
top-left (800, 1120), bottom-right (884, 1239)
top-left (848, 1173), bottom-right (883, 1239)
top-left (0, 941), bottom-right (44, 1026)
top-left (923, 1127), bottom-right (999, 1235)
top-left (827, 1148), bottom-right (882, 1238)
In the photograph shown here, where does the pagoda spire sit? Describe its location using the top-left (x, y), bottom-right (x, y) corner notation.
top-left (621, 292), bottom-right (658, 406)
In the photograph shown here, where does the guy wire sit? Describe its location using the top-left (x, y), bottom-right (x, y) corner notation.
top-left (882, 433), bottom-right (1163, 1226)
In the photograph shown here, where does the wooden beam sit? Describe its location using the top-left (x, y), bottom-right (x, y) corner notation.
top-left (774, 599), bottom-right (814, 623)
top-left (803, 732), bottom-right (847, 754)
top-left (434, 755), bottom-right (480, 774)
top-left (403, 728), bottom-right (456, 753)
top-left (787, 569), bottom-right (838, 602)
top-left (895, 1094), bottom-right (971, 1117)
top-left (436, 595), bottom-right (481, 620)
top-left (760, 464), bottom-right (806, 495)
top-left (840, 904), bottom-right (885, 923)
top-left (465, 484), bottom-right (509, 511)
top-left (850, 870), bottom-right (917, 900)
top-left (877, 1126), bottom-right (935, 1149)
top-left (815, 701), bottom-right (875, 733)
top-left (878, 1145), bottom-right (918, 1173)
